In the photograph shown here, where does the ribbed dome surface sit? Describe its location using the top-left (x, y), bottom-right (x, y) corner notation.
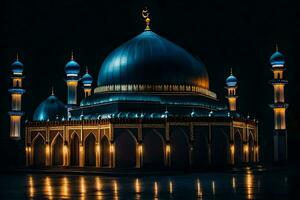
top-left (226, 75), bottom-right (237, 87)
top-left (65, 60), bottom-right (80, 74)
top-left (98, 31), bottom-right (209, 89)
top-left (33, 95), bottom-right (67, 121)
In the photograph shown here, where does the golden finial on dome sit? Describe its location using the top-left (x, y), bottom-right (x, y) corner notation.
top-left (142, 7), bottom-right (151, 31)
top-left (16, 52), bottom-right (19, 61)
top-left (71, 50), bottom-right (74, 60)
top-left (275, 43), bottom-right (279, 52)
top-left (230, 67), bottom-right (233, 75)
top-left (51, 86), bottom-right (54, 96)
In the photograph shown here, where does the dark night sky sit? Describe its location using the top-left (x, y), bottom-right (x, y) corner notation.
top-left (0, 0), bottom-right (299, 162)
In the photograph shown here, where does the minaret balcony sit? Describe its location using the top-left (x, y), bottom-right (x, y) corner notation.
top-left (269, 102), bottom-right (289, 109)
top-left (269, 79), bottom-right (288, 85)
top-left (8, 111), bottom-right (24, 116)
top-left (8, 88), bottom-right (26, 94)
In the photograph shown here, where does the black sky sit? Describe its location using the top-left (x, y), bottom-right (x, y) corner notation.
top-left (1, 0), bottom-right (299, 163)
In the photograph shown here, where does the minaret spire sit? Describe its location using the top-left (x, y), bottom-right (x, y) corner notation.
top-left (71, 50), bottom-right (74, 60)
top-left (16, 52), bottom-right (19, 61)
top-left (51, 86), bottom-right (54, 96)
top-left (142, 7), bottom-right (151, 31)
top-left (225, 67), bottom-right (238, 112)
top-left (275, 43), bottom-right (279, 52)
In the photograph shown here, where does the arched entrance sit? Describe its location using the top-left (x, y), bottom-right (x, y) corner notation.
top-left (234, 132), bottom-right (243, 165)
top-left (143, 130), bottom-right (164, 168)
top-left (193, 132), bottom-right (209, 167)
top-left (85, 133), bottom-right (96, 166)
top-left (33, 135), bottom-right (45, 166)
top-left (211, 128), bottom-right (229, 166)
top-left (52, 134), bottom-right (63, 166)
top-left (249, 134), bottom-right (255, 163)
top-left (101, 136), bottom-right (110, 167)
top-left (170, 128), bottom-right (189, 168)
top-left (70, 133), bottom-right (80, 166)
top-left (115, 130), bottom-right (137, 168)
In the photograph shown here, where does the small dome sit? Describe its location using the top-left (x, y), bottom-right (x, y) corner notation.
top-left (270, 51), bottom-right (284, 65)
top-left (65, 60), bottom-right (80, 74)
top-left (33, 95), bottom-right (67, 121)
top-left (81, 71), bottom-right (93, 85)
top-left (226, 74), bottom-right (237, 87)
top-left (11, 60), bottom-right (24, 74)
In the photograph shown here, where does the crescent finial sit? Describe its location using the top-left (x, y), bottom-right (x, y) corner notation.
top-left (142, 7), bottom-right (151, 31)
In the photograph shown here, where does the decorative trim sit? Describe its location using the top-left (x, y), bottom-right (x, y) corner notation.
top-left (95, 84), bottom-right (217, 99)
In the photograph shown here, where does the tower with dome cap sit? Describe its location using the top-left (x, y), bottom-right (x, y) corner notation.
top-left (269, 45), bottom-right (288, 162)
top-left (81, 67), bottom-right (93, 97)
top-left (8, 53), bottom-right (26, 140)
top-left (225, 68), bottom-right (238, 112)
top-left (65, 51), bottom-right (80, 106)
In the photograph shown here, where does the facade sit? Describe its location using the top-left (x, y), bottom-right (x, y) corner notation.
top-left (19, 13), bottom-right (260, 168)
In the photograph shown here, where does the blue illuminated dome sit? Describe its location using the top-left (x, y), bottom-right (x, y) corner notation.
top-left (81, 71), bottom-right (93, 85)
top-left (226, 74), bottom-right (237, 87)
top-left (270, 51), bottom-right (285, 66)
top-left (98, 31), bottom-right (210, 89)
top-left (11, 60), bottom-right (24, 74)
top-left (65, 60), bottom-right (80, 74)
top-left (33, 95), bottom-right (67, 121)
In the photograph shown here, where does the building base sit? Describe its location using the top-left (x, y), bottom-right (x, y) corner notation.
top-left (274, 130), bottom-right (288, 163)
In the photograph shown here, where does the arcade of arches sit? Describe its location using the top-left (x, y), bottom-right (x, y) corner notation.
top-left (25, 121), bottom-right (259, 168)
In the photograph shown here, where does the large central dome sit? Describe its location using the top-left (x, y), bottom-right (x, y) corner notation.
top-left (97, 31), bottom-right (209, 89)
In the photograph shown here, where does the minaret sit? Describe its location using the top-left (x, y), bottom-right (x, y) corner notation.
top-left (65, 51), bottom-right (80, 106)
top-left (225, 68), bottom-right (238, 112)
top-left (81, 67), bottom-right (93, 97)
top-left (8, 53), bottom-right (26, 140)
top-left (269, 45), bottom-right (288, 162)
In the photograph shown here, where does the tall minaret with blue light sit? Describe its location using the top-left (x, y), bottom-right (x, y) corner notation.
top-left (225, 68), bottom-right (238, 112)
top-left (269, 45), bottom-right (288, 162)
top-left (65, 51), bottom-right (80, 106)
top-left (81, 67), bottom-right (93, 97)
top-left (8, 53), bottom-right (26, 140)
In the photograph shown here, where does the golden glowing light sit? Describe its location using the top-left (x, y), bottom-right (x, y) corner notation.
top-left (80, 176), bottom-right (86, 200)
top-left (154, 181), bottom-right (158, 198)
top-left (245, 173), bottom-right (254, 199)
top-left (244, 144), bottom-right (249, 153)
top-left (28, 176), bottom-right (34, 198)
top-left (61, 176), bottom-right (69, 198)
top-left (135, 178), bottom-right (141, 193)
top-left (44, 176), bottom-right (53, 199)
top-left (95, 177), bottom-right (103, 200)
top-left (166, 145), bottom-right (171, 153)
top-left (232, 177), bottom-right (236, 190)
top-left (113, 180), bottom-right (118, 200)
top-left (196, 179), bottom-right (203, 197)
top-left (110, 144), bottom-right (115, 153)
top-left (230, 144), bottom-right (235, 154)
top-left (169, 181), bottom-right (173, 194)
top-left (138, 144), bottom-right (143, 155)
top-left (212, 181), bottom-right (215, 195)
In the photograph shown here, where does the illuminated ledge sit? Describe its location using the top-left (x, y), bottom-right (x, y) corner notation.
top-left (95, 84), bottom-right (217, 99)
top-left (269, 79), bottom-right (288, 85)
top-left (8, 88), bottom-right (26, 94)
top-left (8, 111), bottom-right (24, 116)
top-left (269, 103), bottom-right (289, 109)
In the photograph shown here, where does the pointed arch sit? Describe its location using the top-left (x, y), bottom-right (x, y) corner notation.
top-left (100, 135), bottom-right (110, 167)
top-left (211, 127), bottom-right (230, 166)
top-left (193, 128), bottom-right (209, 167)
top-left (170, 127), bottom-right (190, 168)
top-left (51, 133), bottom-right (63, 166)
top-left (115, 129), bottom-right (137, 168)
top-left (70, 132), bottom-right (80, 166)
top-left (234, 130), bottom-right (243, 165)
top-left (32, 133), bottom-right (46, 166)
top-left (248, 133), bottom-right (255, 163)
top-left (143, 129), bottom-right (165, 168)
top-left (84, 133), bottom-right (96, 166)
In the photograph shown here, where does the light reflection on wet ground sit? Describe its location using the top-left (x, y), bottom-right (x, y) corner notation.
top-left (0, 169), bottom-right (295, 199)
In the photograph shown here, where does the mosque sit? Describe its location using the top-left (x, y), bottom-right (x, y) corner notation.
top-left (7, 10), bottom-right (287, 168)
